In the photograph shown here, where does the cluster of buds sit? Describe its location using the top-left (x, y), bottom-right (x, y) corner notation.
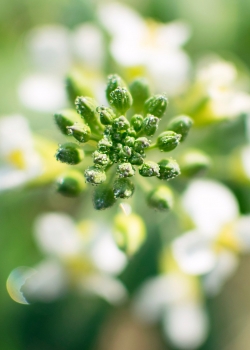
top-left (54, 74), bottom-right (194, 210)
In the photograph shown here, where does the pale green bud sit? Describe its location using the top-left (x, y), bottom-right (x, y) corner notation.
top-left (92, 151), bottom-right (110, 167)
top-left (139, 161), bottom-right (160, 177)
top-left (98, 137), bottom-right (113, 153)
top-left (65, 72), bottom-right (92, 105)
top-left (92, 184), bottom-right (116, 210)
top-left (56, 170), bottom-right (86, 197)
top-left (112, 116), bottom-right (130, 131)
top-left (167, 115), bottom-right (193, 141)
top-left (142, 114), bottom-right (159, 136)
top-left (106, 74), bottom-right (126, 104)
top-left (109, 87), bottom-right (133, 113)
top-left (67, 123), bottom-right (91, 143)
top-left (157, 131), bottom-right (181, 152)
top-left (157, 159), bottom-right (181, 180)
top-left (54, 109), bottom-right (83, 135)
top-left (130, 152), bottom-right (144, 166)
top-left (131, 114), bottom-right (144, 132)
top-left (55, 142), bottom-right (84, 165)
top-left (144, 94), bottom-right (168, 118)
top-left (129, 77), bottom-right (150, 112)
top-left (180, 149), bottom-right (211, 177)
top-left (113, 178), bottom-right (135, 199)
top-left (147, 186), bottom-right (174, 211)
top-left (84, 166), bottom-right (106, 185)
top-left (124, 136), bottom-right (135, 147)
top-left (134, 137), bottom-right (151, 152)
top-left (96, 106), bottom-right (116, 125)
top-left (117, 163), bottom-right (135, 178)
top-left (113, 213), bottom-right (146, 255)
top-left (75, 96), bottom-right (101, 133)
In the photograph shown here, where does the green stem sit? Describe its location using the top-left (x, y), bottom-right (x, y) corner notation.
top-left (146, 143), bottom-right (157, 151)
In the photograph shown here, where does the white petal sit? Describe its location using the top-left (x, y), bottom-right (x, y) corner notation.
top-left (182, 180), bottom-right (239, 237)
top-left (155, 21), bottom-right (191, 49)
top-left (234, 215), bottom-right (250, 251)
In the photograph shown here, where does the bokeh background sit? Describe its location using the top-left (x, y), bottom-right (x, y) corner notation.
top-left (2, 0), bottom-right (250, 349)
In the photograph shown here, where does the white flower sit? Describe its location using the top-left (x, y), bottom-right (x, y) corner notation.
top-left (98, 2), bottom-right (191, 95)
top-left (0, 115), bottom-right (43, 191)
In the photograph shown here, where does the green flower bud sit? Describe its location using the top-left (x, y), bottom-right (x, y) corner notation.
top-left (56, 170), bottom-right (86, 197)
top-left (112, 130), bottom-right (127, 143)
top-left (113, 213), bottom-right (146, 255)
top-left (130, 152), bottom-right (144, 166)
top-left (92, 184), bottom-right (116, 210)
top-left (112, 116), bottom-right (130, 131)
top-left (65, 72), bottom-right (92, 105)
top-left (124, 136), bottom-right (135, 147)
top-left (157, 131), bottom-right (181, 152)
top-left (106, 74), bottom-right (126, 104)
top-left (119, 146), bottom-right (132, 161)
top-left (67, 123), bottom-right (91, 143)
top-left (98, 137), bottom-right (113, 153)
top-left (92, 151), bottom-right (110, 167)
top-left (54, 109), bottom-right (83, 135)
top-left (139, 161), bottom-right (160, 177)
top-left (142, 114), bottom-right (159, 136)
top-left (84, 166), bottom-right (106, 185)
top-left (180, 149), bottom-right (211, 177)
top-left (117, 163), bottom-right (135, 178)
top-left (109, 87), bottom-right (133, 113)
top-left (96, 106), bottom-right (116, 125)
top-left (134, 137), bottom-right (151, 153)
top-left (75, 96), bottom-right (101, 133)
top-left (157, 158), bottom-right (181, 180)
top-left (113, 178), bottom-right (135, 199)
top-left (144, 94), bottom-right (168, 118)
top-left (126, 127), bottom-right (137, 137)
top-left (167, 115), bottom-right (193, 141)
top-left (131, 114), bottom-right (144, 132)
top-left (55, 142), bottom-right (84, 165)
top-left (129, 77), bottom-right (150, 112)
top-left (147, 186), bottom-right (174, 211)
top-left (104, 125), bottom-right (113, 136)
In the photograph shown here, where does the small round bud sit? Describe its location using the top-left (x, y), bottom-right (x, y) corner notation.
top-left (55, 142), bottom-right (84, 165)
top-left (134, 137), bottom-right (151, 152)
top-left (129, 77), bottom-right (150, 112)
top-left (92, 184), bottom-right (116, 210)
top-left (180, 149), bottom-right (211, 177)
top-left (142, 114), bottom-right (159, 136)
top-left (167, 115), bottom-right (193, 141)
top-left (112, 116), bottom-right (130, 131)
top-left (157, 159), bottom-right (181, 180)
top-left (113, 213), bottom-right (146, 255)
top-left (113, 178), bottom-right (135, 199)
top-left (84, 166), bottom-right (106, 185)
top-left (130, 152), bottom-right (144, 166)
top-left (157, 131), bottom-right (181, 152)
top-left (56, 170), bottom-right (86, 197)
top-left (106, 74), bottom-right (126, 104)
top-left (144, 94), bottom-right (168, 118)
top-left (147, 186), bottom-right (174, 211)
top-left (75, 96), bottom-right (101, 133)
top-left (131, 114), bottom-right (144, 132)
top-left (109, 87), bottom-right (133, 113)
top-left (117, 163), bottom-right (135, 178)
top-left (54, 109), bottom-right (84, 135)
top-left (119, 146), bottom-right (132, 161)
top-left (104, 125), bottom-right (113, 136)
top-left (98, 137), bottom-right (113, 153)
top-left (96, 106), bottom-right (116, 125)
top-left (124, 136), bottom-right (135, 147)
top-left (139, 161), bottom-right (160, 177)
top-left (126, 127), bottom-right (137, 137)
top-left (67, 123), bottom-right (91, 143)
top-left (112, 130), bottom-right (127, 143)
top-left (92, 151), bottom-right (110, 167)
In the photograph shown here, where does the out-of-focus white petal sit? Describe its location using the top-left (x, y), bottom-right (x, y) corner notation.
top-left (132, 274), bottom-right (196, 324)
top-left (203, 249), bottom-right (238, 296)
top-left (34, 213), bottom-right (81, 258)
top-left (18, 74), bottom-right (66, 112)
top-left (162, 301), bottom-right (208, 350)
top-left (80, 274), bottom-right (127, 305)
top-left (155, 21), bottom-right (191, 49)
top-left (26, 25), bottom-right (71, 73)
top-left (72, 23), bottom-right (105, 69)
top-left (234, 215), bottom-right (250, 251)
top-left (172, 231), bottom-right (217, 275)
top-left (198, 60), bottom-right (237, 88)
top-left (97, 2), bottom-right (146, 41)
top-left (24, 259), bottom-right (67, 302)
top-left (182, 180), bottom-right (239, 237)
top-left (110, 37), bottom-right (144, 66)
top-left (90, 231), bottom-right (127, 275)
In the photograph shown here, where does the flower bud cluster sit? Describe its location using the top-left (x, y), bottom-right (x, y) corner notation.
top-left (54, 74), bottom-right (194, 210)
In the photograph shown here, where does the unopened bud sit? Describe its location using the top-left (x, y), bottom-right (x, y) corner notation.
top-left (106, 74), bottom-right (126, 104)
top-left (56, 170), bottom-right (86, 197)
top-left (54, 109), bottom-right (83, 135)
top-left (144, 94), bottom-right (168, 118)
top-left (96, 106), bottom-right (116, 125)
top-left (84, 166), bottom-right (106, 184)
top-left (180, 149), bottom-right (211, 177)
top-left (131, 114), bottom-right (144, 132)
top-left (142, 114), bottom-right (159, 136)
top-left (139, 161), bottom-right (160, 177)
top-left (130, 152), bottom-right (144, 166)
top-left (113, 213), bottom-right (146, 255)
top-left (117, 163), bottom-right (135, 178)
top-left (98, 137), bottom-right (113, 153)
top-left (113, 178), bottom-right (135, 199)
top-left (134, 137), bottom-right (151, 153)
top-left (147, 186), bottom-right (174, 211)
top-left (75, 96), bottom-right (101, 133)
top-left (129, 77), bottom-right (150, 112)
top-left (92, 184), bottom-right (116, 210)
top-left (92, 151), bottom-right (110, 167)
top-left (157, 159), bottom-right (181, 180)
top-left (124, 136), bottom-right (135, 147)
top-left (157, 131), bottom-right (181, 152)
top-left (167, 115), bottom-right (193, 141)
top-left (109, 87), bottom-right (133, 113)
top-left (113, 116), bottom-right (130, 131)
top-left (67, 123), bottom-right (91, 143)
top-left (55, 142), bottom-right (84, 165)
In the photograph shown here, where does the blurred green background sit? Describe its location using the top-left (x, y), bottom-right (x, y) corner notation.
top-left (2, 0), bottom-right (250, 349)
